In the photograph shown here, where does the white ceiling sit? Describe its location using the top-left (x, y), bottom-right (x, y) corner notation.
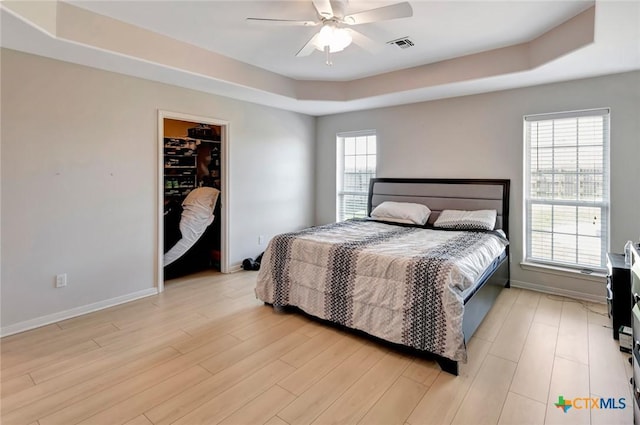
top-left (2, 1), bottom-right (639, 116)
top-left (67, 0), bottom-right (594, 81)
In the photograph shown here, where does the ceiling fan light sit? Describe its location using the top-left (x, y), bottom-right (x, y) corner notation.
top-left (314, 26), bottom-right (352, 52)
top-left (315, 25), bottom-right (333, 47)
top-left (332, 28), bottom-right (352, 51)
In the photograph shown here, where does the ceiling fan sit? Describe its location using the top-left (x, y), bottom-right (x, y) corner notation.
top-left (246, 0), bottom-right (413, 65)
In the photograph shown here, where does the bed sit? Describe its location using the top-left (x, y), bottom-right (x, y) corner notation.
top-left (255, 178), bottom-right (510, 375)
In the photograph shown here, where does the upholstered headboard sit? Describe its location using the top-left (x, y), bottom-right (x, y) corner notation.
top-left (367, 178), bottom-right (510, 236)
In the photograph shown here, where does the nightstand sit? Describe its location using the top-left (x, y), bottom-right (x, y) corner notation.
top-left (607, 252), bottom-right (631, 339)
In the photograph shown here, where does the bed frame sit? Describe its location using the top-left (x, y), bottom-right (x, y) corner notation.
top-left (367, 178), bottom-right (510, 375)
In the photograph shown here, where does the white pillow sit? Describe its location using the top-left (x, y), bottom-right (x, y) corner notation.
top-left (433, 209), bottom-right (497, 231)
top-left (370, 201), bottom-right (431, 225)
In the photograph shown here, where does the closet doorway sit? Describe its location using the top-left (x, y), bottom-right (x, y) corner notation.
top-left (157, 110), bottom-right (229, 292)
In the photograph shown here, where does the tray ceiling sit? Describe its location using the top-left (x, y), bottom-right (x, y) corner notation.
top-left (1, 1), bottom-right (639, 115)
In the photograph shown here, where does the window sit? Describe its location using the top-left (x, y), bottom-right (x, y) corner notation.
top-left (337, 131), bottom-right (376, 221)
top-left (524, 108), bottom-right (610, 272)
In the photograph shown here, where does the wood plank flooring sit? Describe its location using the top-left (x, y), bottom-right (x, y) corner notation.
top-left (0, 271), bottom-right (632, 425)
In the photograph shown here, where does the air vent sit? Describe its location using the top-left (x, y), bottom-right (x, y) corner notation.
top-left (387, 37), bottom-right (415, 49)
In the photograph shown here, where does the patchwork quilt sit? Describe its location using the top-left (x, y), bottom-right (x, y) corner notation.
top-left (255, 219), bottom-right (508, 362)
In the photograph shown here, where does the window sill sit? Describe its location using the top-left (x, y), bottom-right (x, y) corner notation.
top-left (520, 261), bottom-right (607, 283)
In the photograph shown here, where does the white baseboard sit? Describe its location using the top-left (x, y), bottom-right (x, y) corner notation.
top-left (1, 277), bottom-right (604, 337)
top-left (0, 287), bottom-right (159, 337)
top-left (510, 279), bottom-right (607, 304)
top-left (228, 263), bottom-right (243, 273)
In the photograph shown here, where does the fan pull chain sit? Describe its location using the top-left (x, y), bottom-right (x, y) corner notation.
top-left (324, 45), bottom-right (333, 66)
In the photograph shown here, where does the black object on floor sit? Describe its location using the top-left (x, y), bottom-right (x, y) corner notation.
top-left (242, 252), bottom-right (264, 271)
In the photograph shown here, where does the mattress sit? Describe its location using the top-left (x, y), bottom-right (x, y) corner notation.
top-left (255, 219), bottom-right (508, 362)
top-left (461, 238), bottom-right (507, 302)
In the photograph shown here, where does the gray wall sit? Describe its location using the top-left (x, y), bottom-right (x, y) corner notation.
top-left (316, 71), bottom-right (640, 300)
top-left (1, 49), bottom-right (316, 331)
top-left (2, 45), bottom-right (638, 332)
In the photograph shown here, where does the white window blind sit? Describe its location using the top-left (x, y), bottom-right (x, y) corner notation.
top-left (524, 108), bottom-right (610, 271)
top-left (337, 131), bottom-right (376, 221)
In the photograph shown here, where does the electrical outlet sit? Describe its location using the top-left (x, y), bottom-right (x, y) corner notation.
top-left (55, 273), bottom-right (67, 288)
top-left (258, 235), bottom-right (264, 245)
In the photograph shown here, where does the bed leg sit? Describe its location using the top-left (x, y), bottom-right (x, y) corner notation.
top-left (436, 357), bottom-right (459, 376)
top-left (263, 302), bottom-right (285, 313)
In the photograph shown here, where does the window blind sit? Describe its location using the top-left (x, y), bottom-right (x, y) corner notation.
top-left (524, 108), bottom-right (610, 271)
top-left (337, 131), bottom-right (376, 221)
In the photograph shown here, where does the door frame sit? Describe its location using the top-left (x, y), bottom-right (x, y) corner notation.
top-left (157, 110), bottom-right (230, 292)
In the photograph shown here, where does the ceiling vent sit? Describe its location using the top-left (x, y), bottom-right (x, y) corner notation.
top-left (387, 37), bottom-right (415, 49)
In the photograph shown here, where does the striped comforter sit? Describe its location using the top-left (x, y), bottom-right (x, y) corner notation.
top-left (255, 219), bottom-right (508, 362)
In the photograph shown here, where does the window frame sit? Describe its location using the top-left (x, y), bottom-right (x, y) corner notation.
top-left (523, 108), bottom-right (610, 273)
top-left (336, 130), bottom-right (377, 222)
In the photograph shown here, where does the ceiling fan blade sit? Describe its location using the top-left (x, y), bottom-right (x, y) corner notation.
top-left (296, 33), bottom-right (320, 57)
top-left (246, 18), bottom-right (318, 26)
top-left (312, 0), bottom-right (334, 18)
top-left (347, 29), bottom-right (382, 54)
top-left (343, 2), bottom-right (413, 25)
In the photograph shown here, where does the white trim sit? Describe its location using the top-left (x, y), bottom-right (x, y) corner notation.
top-left (336, 129), bottom-right (377, 138)
top-left (157, 113), bottom-right (164, 292)
top-left (510, 279), bottom-right (606, 304)
top-left (157, 110), bottom-right (231, 294)
top-left (524, 107), bottom-right (610, 121)
top-left (0, 288), bottom-right (158, 337)
top-left (520, 261), bottom-right (607, 282)
top-left (228, 262), bottom-right (243, 273)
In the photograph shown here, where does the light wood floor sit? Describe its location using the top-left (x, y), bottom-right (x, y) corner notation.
top-left (0, 271), bottom-right (632, 425)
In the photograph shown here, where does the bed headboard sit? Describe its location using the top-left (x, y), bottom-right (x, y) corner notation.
top-left (367, 178), bottom-right (510, 237)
